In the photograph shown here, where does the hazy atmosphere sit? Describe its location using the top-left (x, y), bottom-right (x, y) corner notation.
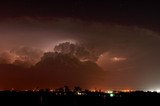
top-left (0, 1), bottom-right (160, 91)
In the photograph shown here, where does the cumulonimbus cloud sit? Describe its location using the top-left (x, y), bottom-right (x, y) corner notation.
top-left (0, 50), bottom-right (105, 90)
top-left (0, 17), bottom-right (160, 90)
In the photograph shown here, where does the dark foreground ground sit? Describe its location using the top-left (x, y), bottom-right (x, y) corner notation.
top-left (0, 90), bottom-right (160, 106)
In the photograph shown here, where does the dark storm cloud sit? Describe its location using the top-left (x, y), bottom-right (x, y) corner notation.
top-left (35, 52), bottom-right (105, 89)
top-left (0, 1), bottom-right (160, 30)
top-left (0, 17), bottom-right (160, 90)
top-left (0, 51), bottom-right (105, 90)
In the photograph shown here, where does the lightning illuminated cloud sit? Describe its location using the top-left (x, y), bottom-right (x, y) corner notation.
top-left (0, 17), bottom-right (160, 90)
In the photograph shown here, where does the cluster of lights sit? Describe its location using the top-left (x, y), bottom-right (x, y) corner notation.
top-left (105, 90), bottom-right (115, 97)
top-left (148, 89), bottom-right (160, 93)
top-left (120, 89), bottom-right (134, 92)
top-left (104, 89), bottom-right (135, 97)
top-left (105, 90), bottom-right (113, 94)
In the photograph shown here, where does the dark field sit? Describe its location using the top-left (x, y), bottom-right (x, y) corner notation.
top-left (0, 90), bottom-right (160, 106)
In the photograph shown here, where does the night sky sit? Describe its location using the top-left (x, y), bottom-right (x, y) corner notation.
top-left (0, 0), bottom-right (160, 91)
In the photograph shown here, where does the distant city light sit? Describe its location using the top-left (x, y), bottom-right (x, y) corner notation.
top-left (148, 89), bottom-right (160, 93)
top-left (77, 92), bottom-right (82, 95)
top-left (156, 90), bottom-right (160, 93)
top-left (90, 89), bottom-right (96, 92)
top-left (50, 89), bottom-right (54, 92)
top-left (109, 93), bottom-right (115, 97)
top-left (105, 90), bottom-right (113, 94)
top-left (121, 89), bottom-right (134, 92)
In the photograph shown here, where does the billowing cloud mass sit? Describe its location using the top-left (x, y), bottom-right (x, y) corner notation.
top-left (0, 46), bottom-right (43, 66)
top-left (0, 51), bottom-right (105, 90)
top-left (10, 46), bottom-right (43, 65)
top-left (0, 17), bottom-right (160, 90)
top-left (35, 52), bottom-right (104, 89)
top-left (54, 42), bottom-right (99, 62)
top-left (0, 52), bottom-right (13, 64)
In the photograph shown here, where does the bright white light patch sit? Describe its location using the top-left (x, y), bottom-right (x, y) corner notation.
top-left (111, 57), bottom-right (126, 62)
top-left (156, 90), bottom-right (160, 93)
top-left (149, 89), bottom-right (160, 93)
top-left (109, 93), bottom-right (115, 97)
